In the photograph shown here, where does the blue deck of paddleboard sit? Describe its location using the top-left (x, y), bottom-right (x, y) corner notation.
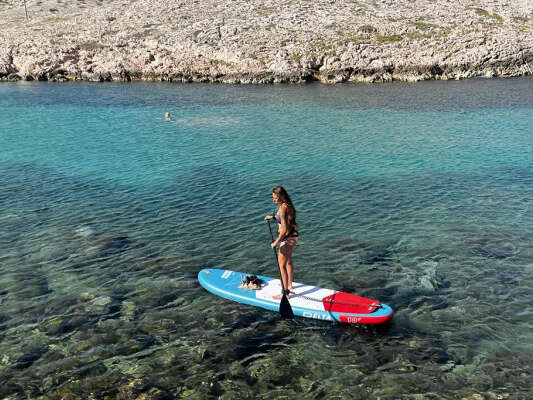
top-left (198, 268), bottom-right (393, 324)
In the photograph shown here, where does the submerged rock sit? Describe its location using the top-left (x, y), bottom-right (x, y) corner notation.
top-left (20, 226), bottom-right (76, 264)
top-left (42, 315), bottom-right (91, 336)
top-left (326, 237), bottom-right (370, 253)
top-left (471, 242), bottom-right (516, 259)
top-left (0, 381), bottom-right (24, 399)
top-left (419, 269), bottom-right (448, 293)
top-left (360, 247), bottom-right (393, 264)
top-left (84, 295), bottom-right (113, 314)
top-left (75, 226), bottom-right (95, 239)
top-left (3, 267), bottom-right (51, 300)
top-left (120, 300), bottom-right (136, 321)
top-left (113, 335), bottom-right (156, 357)
top-left (466, 235), bottom-right (517, 259)
top-left (414, 261), bottom-right (450, 293)
top-left (13, 347), bottom-right (48, 369)
top-left (89, 233), bottom-right (131, 258)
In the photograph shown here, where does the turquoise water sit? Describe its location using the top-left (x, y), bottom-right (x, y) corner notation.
top-left (1, 78), bottom-right (532, 399)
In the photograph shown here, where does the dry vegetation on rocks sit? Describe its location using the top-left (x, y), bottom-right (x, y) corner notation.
top-left (1, 0), bottom-right (532, 83)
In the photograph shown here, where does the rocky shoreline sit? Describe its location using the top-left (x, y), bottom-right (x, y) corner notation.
top-left (1, 0), bottom-right (532, 84)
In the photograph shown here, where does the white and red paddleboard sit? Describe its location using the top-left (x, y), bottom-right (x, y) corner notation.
top-left (198, 268), bottom-right (393, 324)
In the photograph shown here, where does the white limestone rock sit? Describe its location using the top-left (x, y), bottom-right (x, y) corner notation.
top-left (0, 0), bottom-right (531, 83)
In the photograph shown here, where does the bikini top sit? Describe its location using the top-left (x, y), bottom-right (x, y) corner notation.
top-left (273, 211), bottom-right (299, 237)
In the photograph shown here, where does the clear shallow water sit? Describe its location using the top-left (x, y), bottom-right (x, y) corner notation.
top-left (0, 78), bottom-right (532, 399)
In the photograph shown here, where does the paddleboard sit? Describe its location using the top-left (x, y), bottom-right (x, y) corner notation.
top-left (198, 268), bottom-right (393, 324)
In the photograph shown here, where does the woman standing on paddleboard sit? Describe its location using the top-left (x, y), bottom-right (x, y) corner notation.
top-left (265, 186), bottom-right (299, 300)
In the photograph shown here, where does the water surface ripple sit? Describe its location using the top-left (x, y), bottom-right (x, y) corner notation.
top-left (1, 78), bottom-right (532, 399)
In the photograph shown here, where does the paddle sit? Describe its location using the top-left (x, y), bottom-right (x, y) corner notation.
top-left (267, 220), bottom-right (294, 319)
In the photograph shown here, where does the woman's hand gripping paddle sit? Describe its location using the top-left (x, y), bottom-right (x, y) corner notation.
top-left (267, 220), bottom-right (294, 319)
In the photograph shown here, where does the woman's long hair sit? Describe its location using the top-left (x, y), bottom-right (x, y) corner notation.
top-left (272, 186), bottom-right (298, 232)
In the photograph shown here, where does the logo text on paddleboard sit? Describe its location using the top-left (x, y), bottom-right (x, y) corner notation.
top-left (221, 270), bottom-right (232, 279)
top-left (302, 311), bottom-right (332, 321)
top-left (343, 316), bottom-right (362, 324)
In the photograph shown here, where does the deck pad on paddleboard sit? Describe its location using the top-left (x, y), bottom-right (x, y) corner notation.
top-left (198, 268), bottom-right (393, 324)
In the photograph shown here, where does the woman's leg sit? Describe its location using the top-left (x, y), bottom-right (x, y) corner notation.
top-left (273, 242), bottom-right (295, 299)
top-left (272, 249), bottom-right (289, 299)
top-left (277, 250), bottom-right (288, 290)
top-left (282, 244), bottom-right (294, 291)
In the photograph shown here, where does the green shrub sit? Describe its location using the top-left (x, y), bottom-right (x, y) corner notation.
top-left (79, 41), bottom-right (104, 51)
top-left (405, 23), bottom-right (452, 40)
top-left (411, 21), bottom-right (438, 31)
top-left (439, 26), bottom-right (452, 36)
top-left (340, 32), bottom-right (366, 45)
top-left (512, 16), bottom-right (528, 23)
top-left (133, 29), bottom-right (156, 40)
top-left (374, 32), bottom-right (402, 43)
top-left (474, 8), bottom-right (504, 24)
top-left (360, 24), bottom-right (377, 33)
top-left (290, 54), bottom-right (302, 63)
top-left (210, 59), bottom-right (232, 67)
top-left (406, 31), bottom-right (426, 40)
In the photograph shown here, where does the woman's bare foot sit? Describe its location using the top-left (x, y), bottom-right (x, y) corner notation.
top-left (272, 290), bottom-right (291, 300)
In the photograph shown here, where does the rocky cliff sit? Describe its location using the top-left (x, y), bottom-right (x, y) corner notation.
top-left (1, 0), bottom-right (532, 83)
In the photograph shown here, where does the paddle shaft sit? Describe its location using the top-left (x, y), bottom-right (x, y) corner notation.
top-left (267, 220), bottom-right (285, 290)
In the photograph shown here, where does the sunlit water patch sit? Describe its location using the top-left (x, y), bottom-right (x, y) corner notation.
top-left (1, 78), bottom-right (532, 399)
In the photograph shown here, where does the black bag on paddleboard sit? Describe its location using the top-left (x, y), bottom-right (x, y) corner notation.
top-left (238, 275), bottom-right (263, 290)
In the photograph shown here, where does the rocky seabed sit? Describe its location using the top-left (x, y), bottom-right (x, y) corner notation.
top-left (0, 0), bottom-right (532, 84)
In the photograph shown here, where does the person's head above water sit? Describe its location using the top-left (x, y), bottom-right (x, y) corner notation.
top-left (164, 112), bottom-right (171, 121)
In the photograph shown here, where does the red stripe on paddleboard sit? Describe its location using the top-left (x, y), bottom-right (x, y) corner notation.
top-left (322, 292), bottom-right (379, 314)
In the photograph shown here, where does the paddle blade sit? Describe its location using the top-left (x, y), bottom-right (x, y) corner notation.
top-left (279, 295), bottom-right (294, 319)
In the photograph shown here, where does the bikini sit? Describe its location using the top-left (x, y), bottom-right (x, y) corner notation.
top-left (274, 212), bottom-right (299, 247)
